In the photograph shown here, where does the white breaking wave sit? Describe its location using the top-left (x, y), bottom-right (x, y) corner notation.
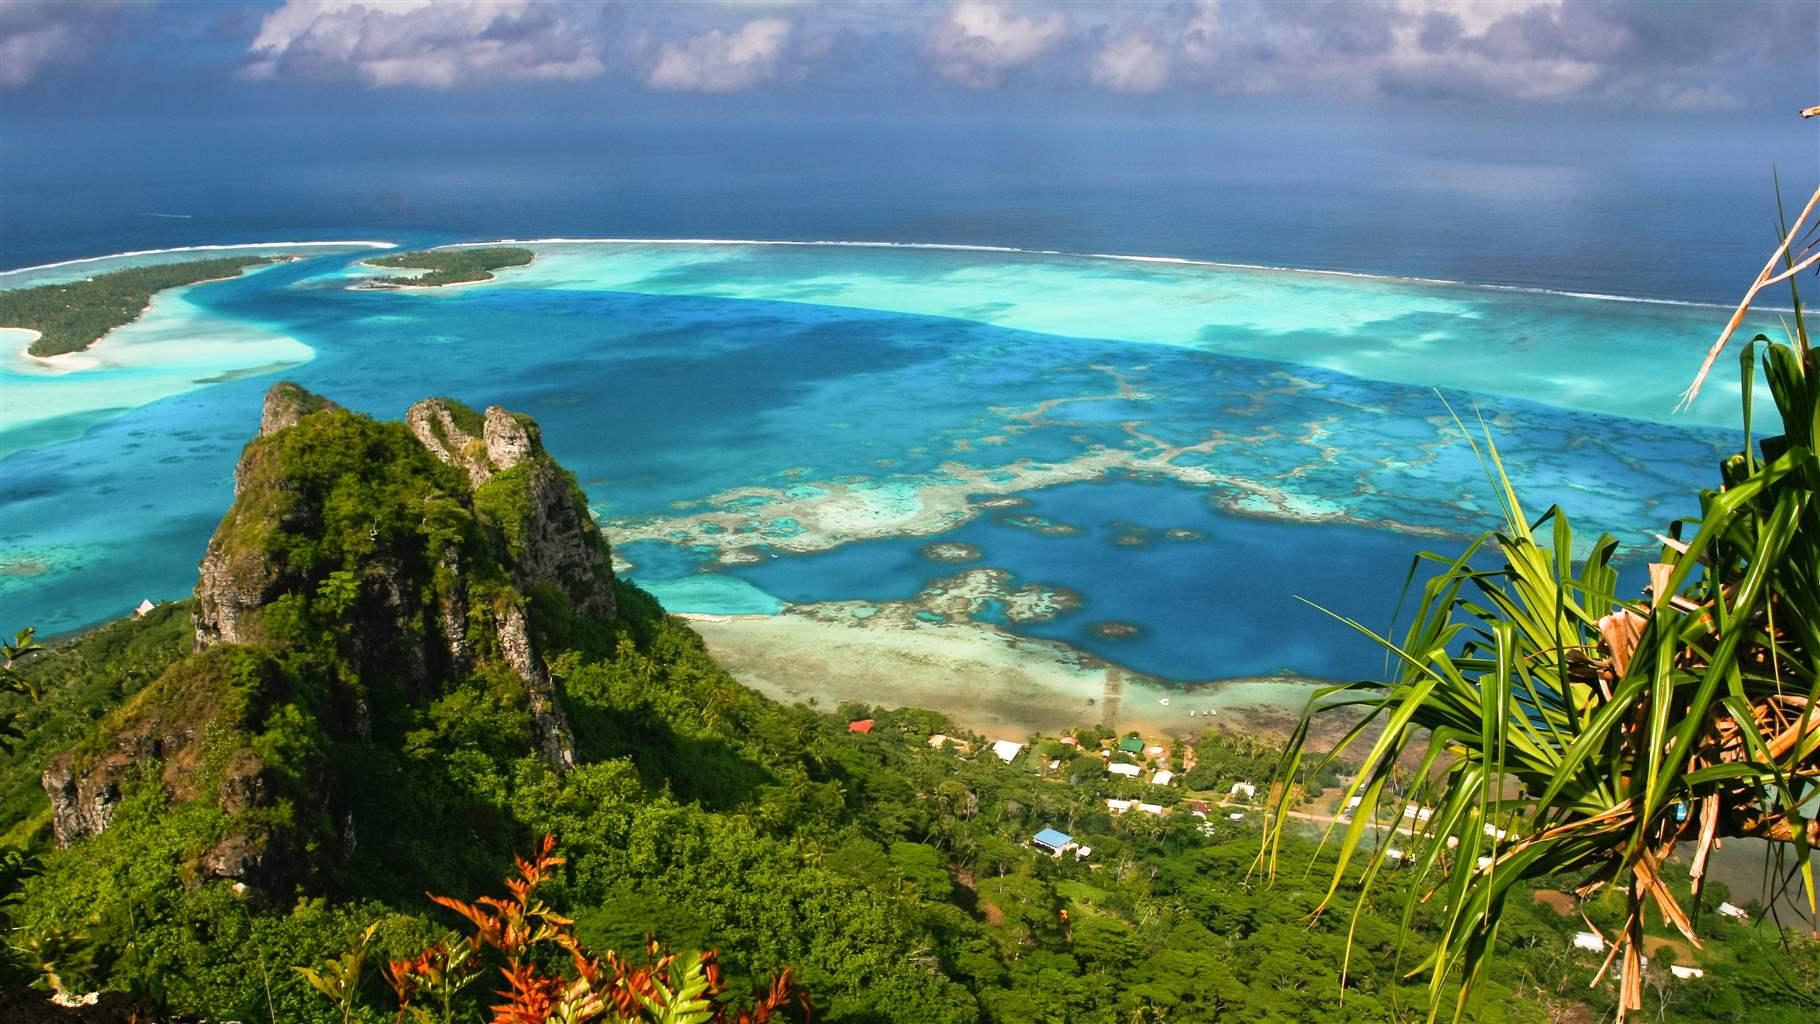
top-left (0, 240), bottom-right (398, 277)
top-left (5, 236), bottom-right (1777, 314)
top-left (444, 237), bottom-right (1768, 312)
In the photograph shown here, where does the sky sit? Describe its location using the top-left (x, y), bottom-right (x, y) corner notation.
top-left (1, 0), bottom-right (1814, 294)
top-left (1, 0), bottom-right (1814, 116)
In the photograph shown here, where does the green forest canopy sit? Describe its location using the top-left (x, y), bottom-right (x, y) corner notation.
top-left (2, 595), bottom-right (1814, 1023)
top-left (363, 247), bottom-right (534, 287)
top-left (0, 257), bottom-right (274, 357)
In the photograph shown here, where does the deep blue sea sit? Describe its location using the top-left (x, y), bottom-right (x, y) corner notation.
top-left (4, 106), bottom-right (1814, 302)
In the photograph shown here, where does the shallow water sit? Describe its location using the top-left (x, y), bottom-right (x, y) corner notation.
top-left (0, 242), bottom-right (1757, 689)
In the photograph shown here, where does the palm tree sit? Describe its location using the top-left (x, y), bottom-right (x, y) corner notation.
top-left (1261, 182), bottom-right (1820, 1022)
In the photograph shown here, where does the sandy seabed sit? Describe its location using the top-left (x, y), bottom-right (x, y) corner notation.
top-left (688, 610), bottom-right (1335, 742)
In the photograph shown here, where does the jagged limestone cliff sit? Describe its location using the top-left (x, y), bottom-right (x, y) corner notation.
top-left (41, 383), bottom-right (618, 890)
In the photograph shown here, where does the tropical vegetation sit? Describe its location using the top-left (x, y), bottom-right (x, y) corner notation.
top-left (364, 248), bottom-right (534, 288)
top-left (2, 584), bottom-right (1816, 1021)
top-left (0, 257), bottom-right (274, 356)
top-left (1266, 183), bottom-right (1820, 1022)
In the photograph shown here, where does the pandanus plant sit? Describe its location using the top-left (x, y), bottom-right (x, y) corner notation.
top-left (1262, 180), bottom-right (1820, 1022)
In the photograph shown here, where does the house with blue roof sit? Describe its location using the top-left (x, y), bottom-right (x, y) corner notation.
top-left (1031, 827), bottom-right (1075, 856)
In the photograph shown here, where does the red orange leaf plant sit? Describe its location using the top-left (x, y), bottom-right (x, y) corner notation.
top-left (362, 835), bottom-right (811, 1024)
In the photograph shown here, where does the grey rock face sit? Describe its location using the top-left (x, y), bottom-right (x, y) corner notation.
top-left (259, 381), bottom-right (339, 440)
top-left (514, 461), bottom-right (617, 620)
top-left (497, 605), bottom-right (576, 771)
top-left (41, 760), bottom-right (121, 847)
top-left (406, 398), bottom-right (493, 487)
top-left (482, 406), bottom-right (537, 470)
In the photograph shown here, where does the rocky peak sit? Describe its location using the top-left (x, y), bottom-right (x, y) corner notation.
top-left (260, 380), bottom-right (339, 438)
top-left (48, 383), bottom-right (622, 887)
top-left (483, 405), bottom-right (539, 471)
top-left (405, 396), bottom-right (614, 621)
top-left (405, 397), bottom-right (543, 488)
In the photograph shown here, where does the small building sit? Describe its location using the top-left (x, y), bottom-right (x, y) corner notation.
top-left (1227, 812), bottom-right (1243, 820)
top-left (1106, 798), bottom-right (1136, 813)
top-left (1059, 736), bottom-right (1079, 746)
top-left (1230, 782), bottom-right (1257, 801)
top-left (1475, 856), bottom-right (1495, 871)
top-left (1145, 745), bottom-right (1165, 757)
top-left (1137, 802), bottom-right (1164, 815)
top-left (991, 740), bottom-right (1024, 763)
top-left (1118, 736), bottom-right (1145, 755)
top-left (1151, 770), bottom-right (1174, 786)
top-left (1717, 901), bottom-right (1748, 920)
top-left (928, 733), bottom-right (970, 753)
top-left (1031, 828), bottom-right (1075, 856)
top-left (1108, 762), bottom-right (1142, 778)
top-left (1074, 845), bottom-right (1092, 861)
top-left (1402, 805), bottom-right (1433, 822)
top-left (1572, 931), bottom-right (1605, 953)
top-left (1386, 848), bottom-right (1406, 861)
top-left (1670, 965), bottom-right (1704, 980)
top-left (848, 719), bottom-right (874, 734)
top-left (134, 598), bottom-right (156, 618)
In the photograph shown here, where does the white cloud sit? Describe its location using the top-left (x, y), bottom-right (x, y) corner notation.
top-left (1091, 34), bottom-right (1169, 94)
top-left (646, 18), bottom-right (792, 93)
top-left (0, 0), bottom-right (130, 90)
top-left (924, 0), bottom-right (1066, 88)
top-left (1132, 0), bottom-right (1783, 109)
top-left (242, 0), bottom-right (605, 88)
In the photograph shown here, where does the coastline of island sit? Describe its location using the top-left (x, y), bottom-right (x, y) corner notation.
top-left (685, 603), bottom-right (1341, 744)
top-left (359, 246), bottom-right (536, 289)
top-left (1, 256), bottom-right (283, 359)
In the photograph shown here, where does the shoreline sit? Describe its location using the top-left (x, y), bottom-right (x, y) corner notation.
top-left (3, 329), bottom-right (96, 375)
top-left (352, 247), bottom-right (538, 291)
top-left (684, 609), bottom-right (1337, 743)
top-left (4, 235), bottom-right (1768, 312)
top-left (441, 236), bottom-right (1763, 312)
top-left (6, 260), bottom-right (293, 366)
top-left (0, 240), bottom-right (396, 278)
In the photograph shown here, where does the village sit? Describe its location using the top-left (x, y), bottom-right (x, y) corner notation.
top-left (839, 713), bottom-right (1750, 988)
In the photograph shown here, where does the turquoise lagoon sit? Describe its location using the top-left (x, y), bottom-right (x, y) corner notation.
top-left (0, 242), bottom-right (1766, 687)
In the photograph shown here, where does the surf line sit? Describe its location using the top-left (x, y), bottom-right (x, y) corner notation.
top-left (442, 237), bottom-right (1765, 313)
top-left (1, 240), bottom-right (399, 277)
